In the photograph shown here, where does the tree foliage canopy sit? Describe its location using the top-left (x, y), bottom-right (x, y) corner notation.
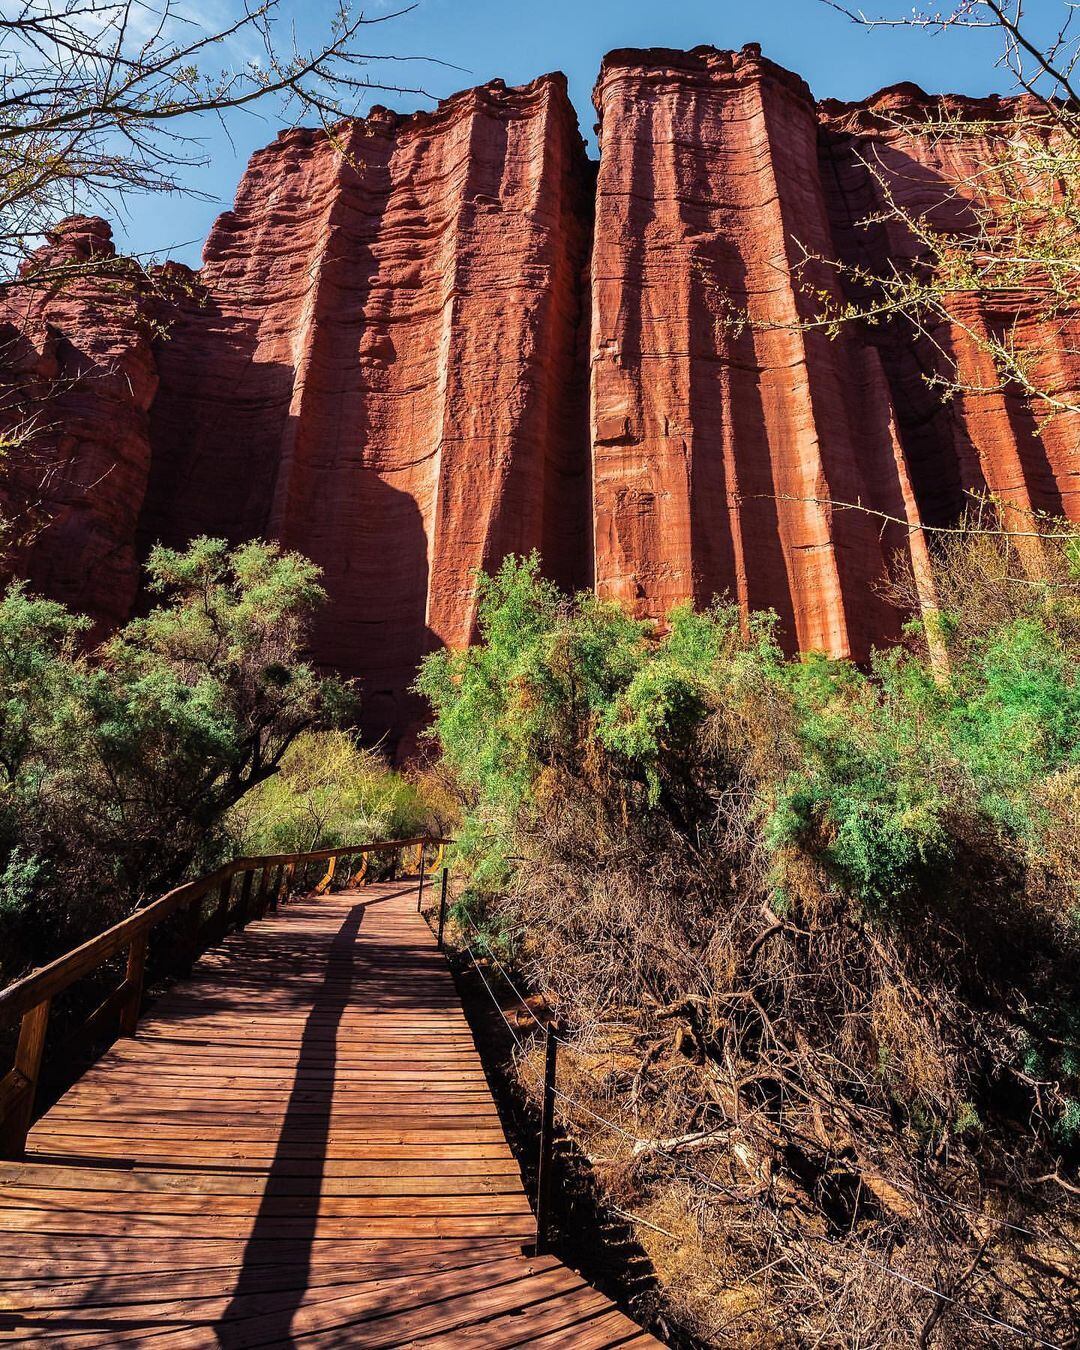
top-left (0, 535), bottom-right (349, 978)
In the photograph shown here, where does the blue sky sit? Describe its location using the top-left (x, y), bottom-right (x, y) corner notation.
top-left (118, 0), bottom-right (1020, 265)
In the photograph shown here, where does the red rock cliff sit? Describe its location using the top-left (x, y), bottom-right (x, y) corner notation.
top-left (2, 49), bottom-right (1078, 746)
top-left (139, 74), bottom-right (592, 747)
top-left (591, 46), bottom-right (904, 658)
top-left (0, 218), bottom-right (160, 631)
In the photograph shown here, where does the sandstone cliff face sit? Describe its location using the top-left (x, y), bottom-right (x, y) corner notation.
top-left (2, 49), bottom-right (1078, 747)
top-left (590, 46), bottom-right (904, 658)
top-left (0, 218), bottom-right (159, 631)
top-left (139, 75), bottom-right (592, 747)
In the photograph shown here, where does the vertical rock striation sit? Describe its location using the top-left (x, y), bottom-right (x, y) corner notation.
top-left (2, 49), bottom-right (1078, 746)
top-left (0, 218), bottom-right (160, 631)
top-left (139, 75), bottom-right (592, 749)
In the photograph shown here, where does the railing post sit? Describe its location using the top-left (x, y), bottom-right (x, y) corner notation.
top-left (118, 934), bottom-right (148, 1037)
top-left (416, 847), bottom-right (427, 913)
top-left (315, 856), bottom-right (336, 895)
top-left (437, 867), bottom-right (449, 950)
top-left (535, 1024), bottom-right (559, 1255)
top-left (237, 868), bottom-right (255, 926)
top-left (185, 890), bottom-right (205, 968)
top-left (256, 865), bottom-right (270, 917)
top-left (213, 875), bottom-right (232, 938)
top-left (0, 998), bottom-right (51, 1158)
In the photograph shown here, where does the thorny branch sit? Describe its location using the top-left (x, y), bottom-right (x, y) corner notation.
top-left (0, 0), bottom-right (436, 285)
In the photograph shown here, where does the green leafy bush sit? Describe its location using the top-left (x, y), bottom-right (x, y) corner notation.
top-left (0, 537), bottom-right (350, 979)
top-left (229, 729), bottom-right (452, 858)
top-left (418, 532), bottom-right (1080, 1345)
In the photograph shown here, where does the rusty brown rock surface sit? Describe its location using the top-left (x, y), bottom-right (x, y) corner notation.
top-left (0, 217), bottom-right (160, 632)
top-left (139, 74), bottom-right (592, 748)
top-left (2, 49), bottom-right (1078, 745)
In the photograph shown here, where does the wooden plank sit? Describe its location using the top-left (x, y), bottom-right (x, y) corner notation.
top-left (0, 1206), bottom-right (537, 1238)
top-left (0, 1237), bottom-right (521, 1279)
top-left (0, 881), bottom-right (658, 1347)
top-left (4, 1188), bottom-right (533, 1217)
top-left (0, 1166), bottom-right (523, 1198)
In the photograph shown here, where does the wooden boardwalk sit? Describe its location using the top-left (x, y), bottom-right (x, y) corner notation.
top-left (0, 882), bottom-right (657, 1347)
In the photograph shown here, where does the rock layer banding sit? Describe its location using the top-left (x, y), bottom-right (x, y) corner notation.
top-left (3, 47), bottom-right (1078, 750)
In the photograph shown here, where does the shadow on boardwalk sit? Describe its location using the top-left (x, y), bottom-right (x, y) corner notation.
top-left (216, 899), bottom-right (366, 1346)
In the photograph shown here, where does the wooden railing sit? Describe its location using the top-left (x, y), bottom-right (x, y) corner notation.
top-left (0, 836), bottom-right (450, 1159)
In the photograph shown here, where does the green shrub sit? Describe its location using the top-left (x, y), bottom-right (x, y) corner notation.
top-left (0, 537), bottom-right (350, 979)
top-left (418, 528), bottom-right (1080, 1345)
top-left (229, 729), bottom-right (445, 858)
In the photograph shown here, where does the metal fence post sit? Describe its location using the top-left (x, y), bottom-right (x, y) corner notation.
top-left (436, 867), bottom-right (449, 949)
top-left (535, 1024), bottom-right (558, 1255)
top-left (416, 847), bottom-right (427, 913)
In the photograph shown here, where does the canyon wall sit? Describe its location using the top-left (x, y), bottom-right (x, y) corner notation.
top-left (0, 217), bottom-right (160, 631)
top-left (2, 47), bottom-right (1078, 749)
top-left (591, 47), bottom-right (904, 657)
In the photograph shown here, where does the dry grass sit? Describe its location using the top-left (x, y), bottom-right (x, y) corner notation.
top-left (463, 755), bottom-right (1080, 1347)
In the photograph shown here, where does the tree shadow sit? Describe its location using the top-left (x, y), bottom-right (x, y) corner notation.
top-left (215, 898), bottom-right (366, 1347)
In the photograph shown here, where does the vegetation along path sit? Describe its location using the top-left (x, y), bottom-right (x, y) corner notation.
top-left (0, 881), bottom-right (657, 1347)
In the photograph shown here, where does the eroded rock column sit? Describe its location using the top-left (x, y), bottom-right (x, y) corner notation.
top-left (590, 46), bottom-right (910, 657)
top-left (138, 76), bottom-right (593, 750)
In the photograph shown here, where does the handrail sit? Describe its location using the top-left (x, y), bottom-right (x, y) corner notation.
top-left (0, 834), bottom-right (450, 1158)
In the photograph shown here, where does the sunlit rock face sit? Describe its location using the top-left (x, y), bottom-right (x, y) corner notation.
top-left (590, 46), bottom-right (904, 659)
top-left (2, 48), bottom-right (1078, 750)
top-left (0, 217), bottom-right (160, 634)
top-left (138, 74), bottom-right (593, 749)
